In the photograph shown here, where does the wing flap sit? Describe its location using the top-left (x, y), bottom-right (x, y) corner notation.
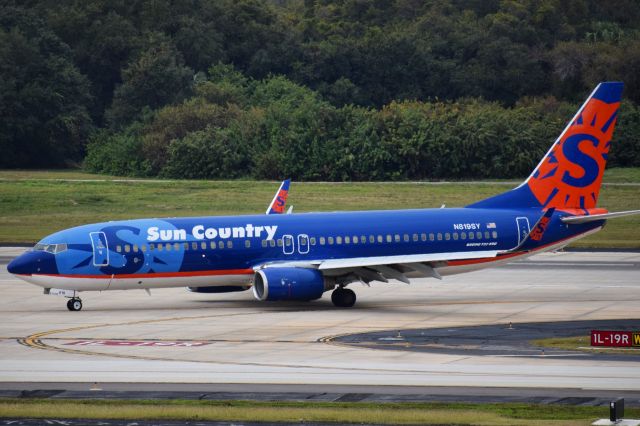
top-left (255, 250), bottom-right (498, 285)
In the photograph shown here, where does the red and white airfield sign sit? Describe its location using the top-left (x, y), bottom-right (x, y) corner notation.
top-left (591, 330), bottom-right (640, 347)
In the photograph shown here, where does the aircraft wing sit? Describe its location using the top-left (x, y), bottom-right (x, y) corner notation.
top-left (561, 209), bottom-right (640, 224)
top-left (266, 179), bottom-right (291, 214)
top-left (257, 250), bottom-right (499, 284)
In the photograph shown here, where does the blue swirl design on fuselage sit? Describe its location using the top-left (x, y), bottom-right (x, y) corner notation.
top-left (48, 219), bottom-right (186, 277)
top-left (99, 220), bottom-right (185, 275)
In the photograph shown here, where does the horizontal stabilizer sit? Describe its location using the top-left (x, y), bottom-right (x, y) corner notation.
top-left (561, 209), bottom-right (640, 224)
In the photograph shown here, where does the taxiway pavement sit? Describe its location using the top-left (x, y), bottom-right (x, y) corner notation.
top-left (1, 248), bottom-right (639, 394)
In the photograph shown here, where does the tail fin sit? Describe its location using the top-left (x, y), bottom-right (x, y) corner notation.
top-left (468, 82), bottom-right (624, 212)
top-left (266, 179), bottom-right (290, 214)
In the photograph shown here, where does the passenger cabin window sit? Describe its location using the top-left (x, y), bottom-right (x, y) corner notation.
top-left (386, 235), bottom-right (392, 243)
top-left (377, 235), bottom-right (383, 243)
top-left (484, 231), bottom-right (490, 239)
top-left (492, 231), bottom-right (498, 239)
top-left (421, 233), bottom-right (427, 242)
top-left (437, 233), bottom-right (442, 241)
top-left (192, 242), bottom-right (198, 250)
top-left (453, 232), bottom-right (459, 240)
top-left (261, 240), bottom-right (268, 248)
top-left (211, 241), bottom-right (217, 249)
top-left (394, 234), bottom-right (400, 242)
top-left (116, 245), bottom-right (122, 253)
top-left (328, 237), bottom-right (334, 245)
top-left (413, 234), bottom-right (418, 242)
top-left (245, 240), bottom-right (251, 248)
top-left (227, 241), bottom-right (233, 249)
top-left (320, 237), bottom-right (326, 245)
top-left (149, 243), bottom-right (155, 251)
top-left (344, 236), bottom-right (350, 244)
top-left (429, 233), bottom-right (435, 241)
top-left (461, 232), bottom-right (467, 240)
top-left (445, 233), bottom-right (451, 241)
top-left (476, 231), bottom-right (482, 240)
top-left (269, 239), bottom-right (276, 247)
top-left (310, 237), bottom-right (316, 245)
top-left (336, 236), bottom-right (342, 244)
top-left (219, 241), bottom-right (225, 249)
top-left (165, 243), bottom-right (171, 251)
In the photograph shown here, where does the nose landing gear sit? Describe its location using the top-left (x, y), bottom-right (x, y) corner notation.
top-left (66, 298), bottom-right (83, 311)
top-left (331, 287), bottom-right (356, 308)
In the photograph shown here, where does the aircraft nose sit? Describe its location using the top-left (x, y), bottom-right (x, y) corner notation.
top-left (7, 251), bottom-right (58, 275)
top-left (7, 253), bottom-right (33, 275)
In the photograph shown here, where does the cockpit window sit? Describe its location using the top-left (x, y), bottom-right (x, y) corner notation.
top-left (33, 243), bottom-right (67, 254)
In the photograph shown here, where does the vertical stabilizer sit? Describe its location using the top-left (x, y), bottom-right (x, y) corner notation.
top-left (468, 82), bottom-right (623, 212)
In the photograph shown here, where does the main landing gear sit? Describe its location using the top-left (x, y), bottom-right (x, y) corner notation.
top-left (331, 287), bottom-right (356, 308)
top-left (66, 297), bottom-right (83, 311)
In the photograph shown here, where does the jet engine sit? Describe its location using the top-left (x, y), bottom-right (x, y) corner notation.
top-left (253, 268), bottom-right (334, 301)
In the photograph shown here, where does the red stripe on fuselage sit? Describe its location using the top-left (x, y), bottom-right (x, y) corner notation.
top-left (448, 228), bottom-right (597, 267)
top-left (37, 268), bottom-right (254, 280)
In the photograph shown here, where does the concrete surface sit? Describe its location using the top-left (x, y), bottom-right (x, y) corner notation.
top-left (1, 248), bottom-right (639, 392)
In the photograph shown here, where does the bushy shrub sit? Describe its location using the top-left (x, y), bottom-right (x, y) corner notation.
top-left (84, 131), bottom-right (150, 176)
top-left (161, 126), bottom-right (250, 179)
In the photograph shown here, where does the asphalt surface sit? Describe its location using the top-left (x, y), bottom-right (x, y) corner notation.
top-left (1, 248), bottom-right (639, 400)
top-left (330, 319), bottom-right (640, 360)
top-left (1, 382), bottom-right (639, 407)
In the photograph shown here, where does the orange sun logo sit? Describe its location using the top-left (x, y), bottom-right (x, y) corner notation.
top-left (527, 98), bottom-right (619, 212)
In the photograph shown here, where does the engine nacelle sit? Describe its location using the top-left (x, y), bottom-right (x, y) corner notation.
top-left (253, 268), bottom-right (332, 301)
top-left (188, 286), bottom-right (250, 293)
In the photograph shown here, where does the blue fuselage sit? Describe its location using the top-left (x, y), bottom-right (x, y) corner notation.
top-left (8, 207), bottom-right (601, 286)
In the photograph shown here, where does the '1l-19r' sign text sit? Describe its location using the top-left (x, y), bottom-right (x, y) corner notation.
top-left (591, 330), bottom-right (640, 347)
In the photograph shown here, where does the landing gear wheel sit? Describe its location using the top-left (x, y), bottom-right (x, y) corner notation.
top-left (331, 288), bottom-right (356, 308)
top-left (67, 298), bottom-right (83, 311)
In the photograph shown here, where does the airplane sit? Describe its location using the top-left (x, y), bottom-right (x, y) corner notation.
top-left (7, 82), bottom-right (640, 311)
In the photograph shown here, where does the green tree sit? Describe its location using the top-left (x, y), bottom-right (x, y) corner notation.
top-left (106, 36), bottom-right (193, 127)
top-left (0, 4), bottom-right (93, 168)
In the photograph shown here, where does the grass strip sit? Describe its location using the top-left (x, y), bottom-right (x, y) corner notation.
top-left (0, 169), bottom-right (638, 248)
top-left (1, 398), bottom-right (637, 425)
top-left (533, 336), bottom-right (640, 355)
